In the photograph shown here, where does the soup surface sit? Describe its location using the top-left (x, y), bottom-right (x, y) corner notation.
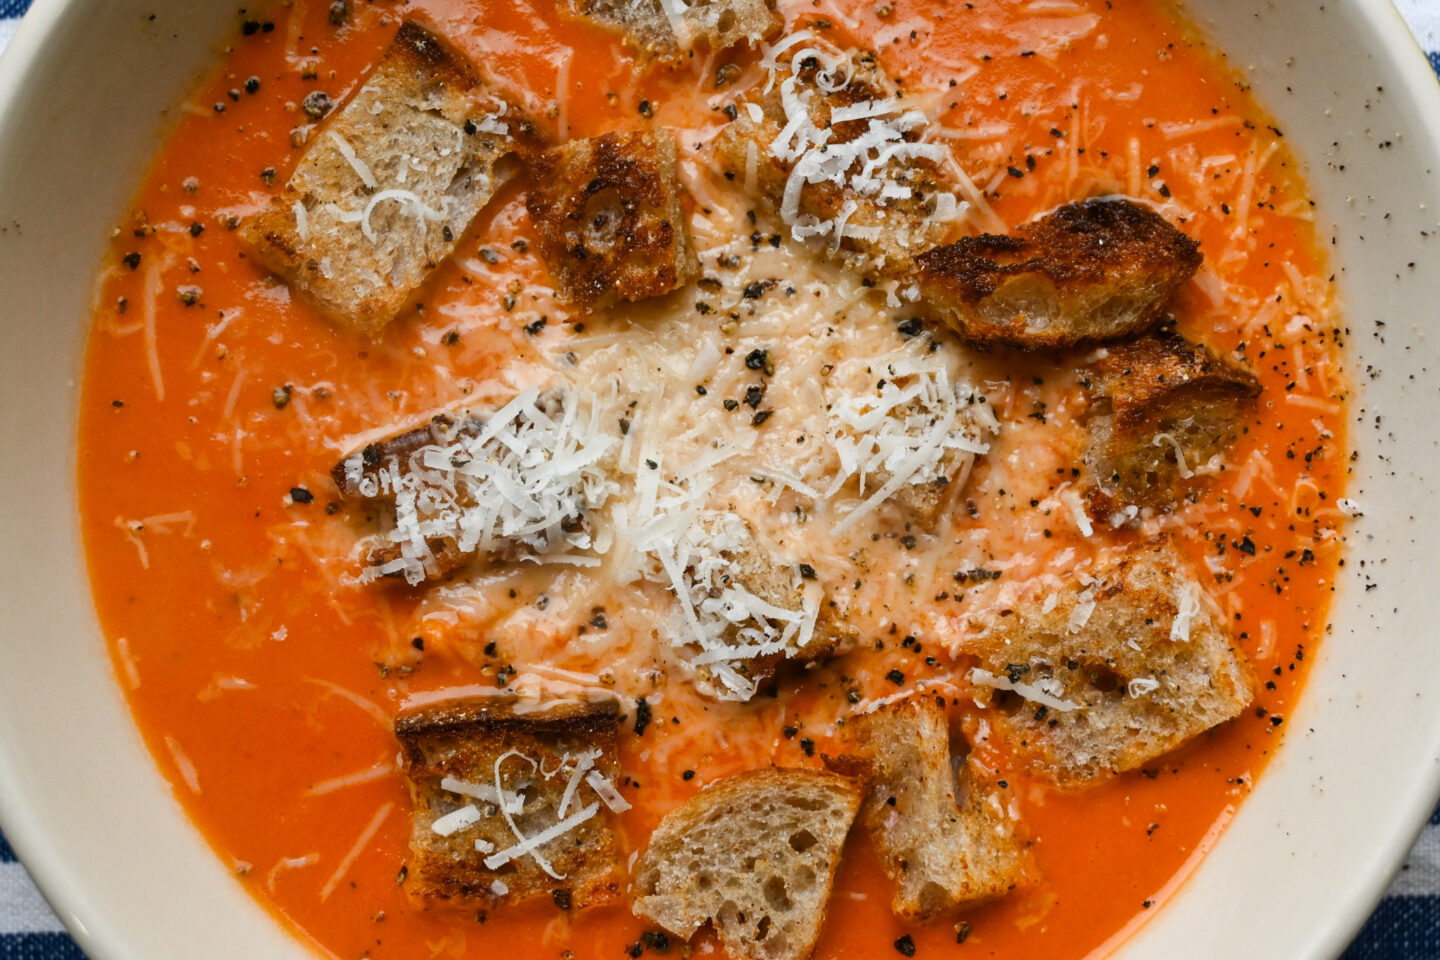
top-left (77, 0), bottom-right (1350, 957)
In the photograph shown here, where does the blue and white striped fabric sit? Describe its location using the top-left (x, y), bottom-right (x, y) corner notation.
top-left (0, 0), bottom-right (1439, 957)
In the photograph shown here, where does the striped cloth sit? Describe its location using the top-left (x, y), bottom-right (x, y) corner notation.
top-left (0, 1), bottom-right (1438, 957)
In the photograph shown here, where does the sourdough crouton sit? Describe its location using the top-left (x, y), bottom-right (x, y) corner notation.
top-left (331, 388), bottom-right (617, 585)
top-left (971, 538), bottom-right (1254, 790)
top-left (672, 511), bottom-right (855, 701)
top-left (829, 696), bottom-right (1029, 920)
top-left (820, 347), bottom-right (999, 533)
top-left (526, 129), bottom-right (699, 310)
top-left (631, 768), bottom-right (862, 960)
top-left (566, 0), bottom-right (780, 58)
top-left (395, 697), bottom-right (626, 908)
top-left (714, 46), bottom-right (958, 276)
top-left (1082, 329), bottom-right (1261, 519)
top-left (241, 22), bottom-right (539, 334)
top-left (914, 198), bottom-right (1203, 349)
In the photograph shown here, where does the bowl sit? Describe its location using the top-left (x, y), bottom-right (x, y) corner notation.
top-left (0, 0), bottom-right (1438, 957)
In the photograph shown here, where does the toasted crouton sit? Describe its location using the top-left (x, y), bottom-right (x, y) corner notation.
top-left (241, 22), bottom-right (540, 334)
top-left (1082, 329), bottom-right (1261, 518)
top-left (971, 538), bottom-right (1254, 790)
top-left (829, 696), bottom-right (1029, 920)
top-left (713, 49), bottom-right (956, 276)
top-left (914, 198), bottom-right (1203, 349)
top-left (395, 697), bottom-right (626, 908)
top-left (674, 511), bottom-right (856, 700)
top-left (566, 0), bottom-right (780, 58)
top-left (332, 388), bottom-right (616, 585)
top-left (525, 129), bottom-right (699, 311)
top-left (631, 768), bottom-right (862, 960)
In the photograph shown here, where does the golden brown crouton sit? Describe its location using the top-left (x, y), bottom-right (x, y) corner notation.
top-left (566, 0), bottom-right (780, 58)
top-left (332, 412), bottom-right (479, 582)
top-left (914, 198), bottom-right (1203, 349)
top-left (675, 511), bottom-right (856, 700)
top-left (971, 538), bottom-right (1254, 790)
top-left (241, 22), bottom-right (541, 334)
top-left (1082, 329), bottom-right (1261, 519)
top-left (714, 49), bottom-right (957, 276)
top-left (331, 389), bottom-right (615, 585)
top-left (396, 697), bottom-right (626, 908)
top-left (526, 129), bottom-right (699, 311)
top-left (829, 696), bottom-right (1030, 920)
top-left (631, 768), bottom-right (862, 960)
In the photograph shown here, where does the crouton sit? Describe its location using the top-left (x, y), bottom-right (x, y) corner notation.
top-left (566, 0), bottom-right (780, 58)
top-left (631, 768), bottom-right (862, 960)
top-left (672, 511), bottom-right (856, 700)
top-left (525, 129), bottom-right (699, 311)
top-left (395, 697), bottom-right (626, 908)
top-left (970, 538), bottom-right (1254, 790)
top-left (714, 48), bottom-right (957, 276)
top-left (914, 198), bottom-right (1203, 349)
top-left (828, 696), bottom-right (1029, 920)
top-left (331, 388), bottom-right (616, 585)
top-left (1082, 329), bottom-right (1261, 518)
top-left (820, 350), bottom-right (999, 532)
top-left (241, 21), bottom-right (540, 334)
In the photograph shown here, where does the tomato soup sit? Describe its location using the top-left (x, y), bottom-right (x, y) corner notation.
top-left (76, 0), bottom-right (1348, 958)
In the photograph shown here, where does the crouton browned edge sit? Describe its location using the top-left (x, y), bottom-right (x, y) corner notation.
top-left (395, 697), bottom-right (620, 758)
top-left (915, 198), bottom-right (1203, 348)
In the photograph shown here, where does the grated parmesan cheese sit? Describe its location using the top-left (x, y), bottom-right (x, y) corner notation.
top-left (825, 345), bottom-right (999, 536)
top-left (970, 667), bottom-right (1081, 713)
top-left (430, 804), bottom-right (481, 837)
top-left (350, 387), bottom-right (618, 585)
top-left (755, 32), bottom-right (965, 247)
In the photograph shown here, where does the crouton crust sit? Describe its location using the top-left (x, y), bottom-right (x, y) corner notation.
top-left (396, 697), bottom-right (624, 908)
top-left (241, 21), bottom-right (541, 334)
top-left (1083, 329), bottom-right (1261, 517)
top-left (831, 696), bottom-right (1031, 920)
top-left (330, 413), bottom-right (482, 583)
top-left (681, 511), bottom-right (857, 696)
top-left (526, 129), bottom-right (699, 310)
top-left (972, 538), bottom-right (1254, 790)
top-left (631, 767), bottom-right (862, 960)
top-left (915, 198), bottom-right (1203, 349)
top-left (713, 52), bottom-right (954, 277)
top-left (565, 0), bottom-right (780, 58)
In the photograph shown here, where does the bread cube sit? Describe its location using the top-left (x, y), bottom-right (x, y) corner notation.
top-left (1082, 329), bottom-right (1261, 518)
top-left (526, 128), bottom-right (699, 310)
top-left (971, 538), bottom-right (1254, 790)
top-left (242, 21), bottom-right (539, 333)
top-left (830, 696), bottom-right (1030, 920)
top-left (395, 697), bottom-right (625, 908)
top-left (915, 198), bottom-right (1203, 349)
top-left (565, 0), bottom-right (780, 59)
top-left (631, 768), bottom-right (861, 960)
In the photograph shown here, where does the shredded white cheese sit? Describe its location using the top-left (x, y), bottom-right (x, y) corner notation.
top-left (328, 131), bottom-right (378, 190)
top-left (430, 804), bottom-right (481, 837)
top-left (1127, 676), bottom-right (1161, 698)
top-left (1169, 581), bottom-right (1202, 642)
top-left (482, 802), bottom-right (600, 872)
top-left (584, 770), bottom-right (632, 812)
top-left (440, 775), bottom-right (524, 815)
top-left (970, 667), bottom-right (1081, 713)
top-left (754, 33), bottom-right (965, 247)
top-left (350, 387), bottom-right (618, 585)
top-left (825, 345), bottom-right (998, 536)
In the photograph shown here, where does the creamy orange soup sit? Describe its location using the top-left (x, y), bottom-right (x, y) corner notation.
top-left (77, 0), bottom-right (1349, 957)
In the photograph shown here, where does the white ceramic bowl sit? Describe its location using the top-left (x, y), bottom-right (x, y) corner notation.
top-left (1, 1), bottom-right (1438, 957)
